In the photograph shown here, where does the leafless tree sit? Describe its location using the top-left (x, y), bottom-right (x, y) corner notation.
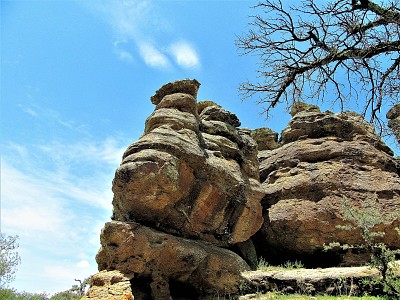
top-left (237, 0), bottom-right (400, 135)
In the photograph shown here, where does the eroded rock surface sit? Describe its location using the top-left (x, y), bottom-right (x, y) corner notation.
top-left (88, 82), bottom-right (400, 299)
top-left (96, 80), bottom-right (263, 298)
top-left (240, 261), bottom-right (400, 298)
top-left (387, 103), bottom-right (400, 144)
top-left (82, 270), bottom-right (133, 300)
top-left (112, 80), bottom-right (263, 246)
top-left (255, 107), bottom-right (400, 266)
top-left (97, 221), bottom-right (250, 298)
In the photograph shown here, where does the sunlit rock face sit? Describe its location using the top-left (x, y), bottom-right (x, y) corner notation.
top-left (85, 81), bottom-right (400, 299)
top-left (255, 106), bottom-right (400, 267)
top-left (387, 103), bottom-right (400, 144)
top-left (111, 79), bottom-right (263, 246)
top-left (95, 79), bottom-right (263, 298)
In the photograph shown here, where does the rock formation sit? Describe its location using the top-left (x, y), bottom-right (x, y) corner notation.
top-left (92, 79), bottom-right (264, 299)
top-left (84, 80), bottom-right (400, 299)
top-left (82, 270), bottom-right (133, 300)
top-left (387, 103), bottom-right (400, 144)
top-left (255, 104), bottom-right (400, 267)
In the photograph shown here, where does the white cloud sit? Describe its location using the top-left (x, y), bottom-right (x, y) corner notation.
top-left (138, 42), bottom-right (170, 68)
top-left (113, 39), bottom-right (134, 63)
top-left (116, 49), bottom-right (134, 63)
top-left (169, 41), bottom-right (200, 69)
top-left (98, 0), bottom-right (152, 39)
top-left (83, 0), bottom-right (200, 70)
top-left (36, 137), bottom-right (126, 169)
top-left (18, 104), bottom-right (38, 117)
top-left (0, 136), bottom-right (130, 293)
top-left (77, 260), bottom-right (90, 269)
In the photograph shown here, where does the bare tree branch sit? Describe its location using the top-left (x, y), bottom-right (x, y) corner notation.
top-left (237, 0), bottom-right (400, 138)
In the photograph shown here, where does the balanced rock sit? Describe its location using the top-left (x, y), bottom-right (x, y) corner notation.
top-left (112, 80), bottom-right (263, 245)
top-left (255, 106), bottom-right (400, 266)
top-left (96, 79), bottom-right (263, 298)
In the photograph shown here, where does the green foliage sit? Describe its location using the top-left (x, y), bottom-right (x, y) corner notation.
top-left (257, 257), bottom-right (304, 271)
top-left (282, 260), bottom-right (304, 269)
top-left (50, 277), bottom-right (91, 299)
top-left (0, 276), bottom-right (91, 300)
top-left (249, 292), bottom-right (384, 299)
top-left (257, 257), bottom-right (270, 271)
top-left (49, 291), bottom-right (81, 300)
top-left (331, 196), bottom-right (400, 298)
top-left (0, 234), bottom-right (21, 288)
top-left (0, 289), bottom-right (48, 300)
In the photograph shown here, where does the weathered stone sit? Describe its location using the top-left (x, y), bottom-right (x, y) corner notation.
top-left (281, 110), bottom-right (392, 155)
top-left (150, 79), bottom-right (200, 105)
top-left (290, 101), bottom-right (320, 117)
top-left (387, 103), bottom-right (400, 144)
top-left (200, 105), bottom-right (241, 127)
top-left (387, 103), bottom-right (400, 119)
top-left (82, 270), bottom-right (133, 300)
top-left (250, 128), bottom-right (279, 151)
top-left (256, 108), bottom-right (400, 266)
top-left (96, 221), bottom-right (250, 297)
top-left (240, 261), bottom-right (400, 297)
top-left (197, 100), bottom-right (222, 114)
top-left (91, 81), bottom-right (400, 299)
top-left (112, 80), bottom-right (263, 245)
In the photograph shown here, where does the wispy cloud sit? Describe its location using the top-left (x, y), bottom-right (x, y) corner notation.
top-left (83, 0), bottom-right (200, 70)
top-left (17, 103), bottom-right (82, 130)
top-left (169, 41), bottom-right (200, 69)
top-left (113, 39), bottom-right (134, 63)
top-left (18, 104), bottom-right (38, 117)
top-left (1, 135), bottom-right (129, 293)
top-left (138, 42), bottom-right (170, 69)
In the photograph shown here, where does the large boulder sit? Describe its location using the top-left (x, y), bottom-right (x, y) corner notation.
top-left (94, 80), bottom-right (263, 298)
top-left (96, 221), bottom-right (250, 298)
top-left (112, 80), bottom-right (263, 245)
top-left (255, 106), bottom-right (400, 266)
top-left (82, 270), bottom-right (133, 300)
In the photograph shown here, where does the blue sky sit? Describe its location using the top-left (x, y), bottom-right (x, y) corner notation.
top-left (1, 0), bottom-right (398, 295)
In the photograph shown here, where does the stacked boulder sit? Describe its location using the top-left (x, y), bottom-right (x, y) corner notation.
top-left (254, 103), bottom-right (400, 266)
top-left (84, 80), bottom-right (400, 299)
top-left (94, 80), bottom-right (264, 298)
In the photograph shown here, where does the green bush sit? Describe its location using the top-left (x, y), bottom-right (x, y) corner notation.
top-left (326, 196), bottom-right (400, 298)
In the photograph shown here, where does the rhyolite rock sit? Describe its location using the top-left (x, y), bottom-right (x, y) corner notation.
top-left (96, 221), bottom-right (250, 298)
top-left (96, 79), bottom-right (263, 298)
top-left (82, 270), bottom-right (133, 300)
top-left (255, 106), bottom-right (400, 267)
top-left (387, 103), bottom-right (400, 144)
top-left (89, 80), bottom-right (400, 299)
top-left (112, 80), bottom-right (264, 246)
top-left (249, 128), bottom-right (279, 151)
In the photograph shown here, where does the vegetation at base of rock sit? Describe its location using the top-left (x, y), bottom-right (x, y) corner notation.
top-left (324, 196), bottom-right (400, 298)
top-left (0, 277), bottom-right (90, 300)
top-left (0, 234), bottom-right (21, 289)
top-left (257, 257), bottom-right (304, 271)
top-left (240, 292), bottom-right (386, 299)
top-left (0, 290), bottom-right (50, 300)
